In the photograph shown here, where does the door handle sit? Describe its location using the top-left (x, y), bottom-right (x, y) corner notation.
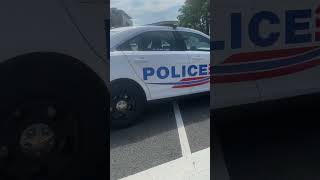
top-left (135, 60), bottom-right (148, 63)
top-left (134, 57), bottom-right (148, 63)
top-left (192, 57), bottom-right (204, 61)
top-left (191, 55), bottom-right (204, 61)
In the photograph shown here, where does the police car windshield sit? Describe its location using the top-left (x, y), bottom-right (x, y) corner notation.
top-left (110, 29), bottom-right (129, 49)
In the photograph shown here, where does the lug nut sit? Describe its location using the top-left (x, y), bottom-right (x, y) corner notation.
top-left (0, 146), bottom-right (8, 159)
top-left (27, 129), bottom-right (35, 137)
top-left (47, 106), bottom-right (56, 118)
top-left (13, 109), bottom-right (21, 118)
top-left (35, 152), bottom-right (41, 157)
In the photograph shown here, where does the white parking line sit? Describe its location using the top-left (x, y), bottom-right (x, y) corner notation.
top-left (119, 147), bottom-right (210, 180)
top-left (173, 101), bottom-right (192, 157)
top-left (118, 102), bottom-right (210, 180)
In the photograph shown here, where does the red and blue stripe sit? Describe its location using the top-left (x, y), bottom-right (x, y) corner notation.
top-left (147, 45), bottom-right (320, 88)
top-left (212, 46), bottom-right (320, 83)
top-left (147, 76), bottom-right (210, 88)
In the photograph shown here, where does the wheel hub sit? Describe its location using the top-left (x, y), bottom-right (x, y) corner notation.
top-left (116, 100), bottom-right (128, 111)
top-left (19, 123), bottom-right (55, 158)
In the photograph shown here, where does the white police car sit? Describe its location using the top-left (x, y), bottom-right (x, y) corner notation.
top-left (211, 0), bottom-right (320, 109)
top-left (110, 25), bottom-right (210, 127)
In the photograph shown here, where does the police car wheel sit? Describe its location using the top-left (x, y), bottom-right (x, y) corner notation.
top-left (111, 81), bottom-right (146, 128)
top-left (0, 61), bottom-right (107, 179)
top-left (0, 100), bottom-right (78, 179)
top-left (0, 97), bottom-right (106, 180)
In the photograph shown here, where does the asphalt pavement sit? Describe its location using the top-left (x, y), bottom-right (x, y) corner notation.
top-left (110, 94), bottom-right (210, 180)
top-left (213, 94), bottom-right (320, 180)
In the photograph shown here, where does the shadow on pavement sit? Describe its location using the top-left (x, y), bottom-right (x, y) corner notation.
top-left (110, 94), bottom-right (209, 149)
top-left (213, 94), bottom-right (320, 180)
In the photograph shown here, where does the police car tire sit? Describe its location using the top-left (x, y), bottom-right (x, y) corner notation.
top-left (0, 57), bottom-right (107, 179)
top-left (0, 98), bottom-right (106, 179)
top-left (111, 80), bottom-right (146, 128)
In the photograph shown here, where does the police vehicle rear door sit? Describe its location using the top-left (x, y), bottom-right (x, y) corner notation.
top-left (211, 0), bottom-right (261, 108)
top-left (119, 30), bottom-right (192, 100)
top-left (177, 31), bottom-right (210, 93)
top-left (253, 0), bottom-right (320, 101)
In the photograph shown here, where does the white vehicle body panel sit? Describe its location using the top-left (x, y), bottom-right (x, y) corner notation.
top-left (110, 51), bottom-right (152, 100)
top-left (124, 50), bottom-right (191, 99)
top-left (111, 26), bottom-right (210, 101)
top-left (212, 0), bottom-right (320, 109)
top-left (187, 50), bottom-right (210, 93)
top-left (0, 0), bottom-right (107, 84)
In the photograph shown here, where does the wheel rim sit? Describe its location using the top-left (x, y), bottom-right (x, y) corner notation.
top-left (19, 123), bottom-right (55, 158)
top-left (111, 90), bottom-right (136, 120)
top-left (0, 101), bottom-right (79, 180)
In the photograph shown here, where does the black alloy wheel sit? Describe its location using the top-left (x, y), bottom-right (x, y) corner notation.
top-left (0, 100), bottom-right (79, 180)
top-left (111, 81), bottom-right (146, 128)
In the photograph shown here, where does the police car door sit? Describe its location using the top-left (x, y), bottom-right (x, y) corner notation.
top-left (120, 30), bottom-right (192, 100)
top-left (253, 0), bottom-right (320, 101)
top-left (178, 31), bottom-right (210, 93)
top-left (211, 1), bottom-right (261, 108)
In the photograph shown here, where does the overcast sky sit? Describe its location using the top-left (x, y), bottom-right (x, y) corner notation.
top-left (111, 0), bottom-right (186, 25)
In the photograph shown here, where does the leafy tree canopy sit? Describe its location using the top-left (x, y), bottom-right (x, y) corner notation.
top-left (177, 0), bottom-right (210, 34)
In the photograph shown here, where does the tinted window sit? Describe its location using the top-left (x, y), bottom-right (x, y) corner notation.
top-left (118, 31), bottom-right (178, 51)
top-left (179, 32), bottom-right (210, 51)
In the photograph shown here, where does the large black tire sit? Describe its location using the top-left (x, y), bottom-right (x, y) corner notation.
top-left (111, 80), bottom-right (146, 128)
top-left (0, 55), bottom-right (107, 180)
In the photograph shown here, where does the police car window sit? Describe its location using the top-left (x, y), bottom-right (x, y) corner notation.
top-left (118, 31), bottom-right (177, 51)
top-left (179, 32), bottom-right (210, 51)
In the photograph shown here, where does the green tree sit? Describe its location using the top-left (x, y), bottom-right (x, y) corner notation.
top-left (177, 0), bottom-right (210, 34)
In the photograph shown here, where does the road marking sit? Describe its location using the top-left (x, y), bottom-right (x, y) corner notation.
top-left (119, 147), bottom-right (210, 180)
top-left (173, 101), bottom-right (192, 157)
top-left (118, 101), bottom-right (210, 180)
